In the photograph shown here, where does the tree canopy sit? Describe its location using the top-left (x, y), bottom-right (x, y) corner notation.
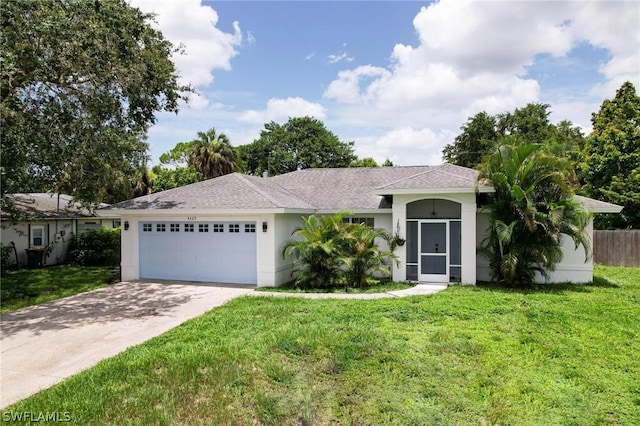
top-left (580, 81), bottom-right (640, 229)
top-left (238, 117), bottom-right (357, 176)
top-left (443, 103), bottom-right (584, 169)
top-left (1, 0), bottom-right (191, 205)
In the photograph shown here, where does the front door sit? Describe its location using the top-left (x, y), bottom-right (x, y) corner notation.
top-left (419, 221), bottom-right (449, 282)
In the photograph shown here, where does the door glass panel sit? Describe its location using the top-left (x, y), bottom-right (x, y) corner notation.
top-left (420, 223), bottom-right (446, 254)
top-left (450, 221), bottom-right (461, 265)
top-left (406, 221), bottom-right (418, 263)
top-left (450, 266), bottom-right (461, 282)
top-left (421, 256), bottom-right (446, 274)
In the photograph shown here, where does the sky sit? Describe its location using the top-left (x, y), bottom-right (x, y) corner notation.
top-left (130, 0), bottom-right (640, 167)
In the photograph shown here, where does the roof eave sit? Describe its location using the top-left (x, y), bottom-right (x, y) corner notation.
top-left (110, 208), bottom-right (315, 216)
top-left (374, 186), bottom-right (494, 196)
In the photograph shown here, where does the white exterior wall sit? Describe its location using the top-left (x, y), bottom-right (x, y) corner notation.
top-left (120, 212), bottom-right (277, 287)
top-left (1, 220), bottom-right (75, 266)
top-left (476, 213), bottom-right (595, 283)
top-left (391, 192), bottom-right (477, 284)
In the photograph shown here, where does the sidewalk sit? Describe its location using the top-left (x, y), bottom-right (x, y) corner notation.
top-left (248, 283), bottom-right (448, 299)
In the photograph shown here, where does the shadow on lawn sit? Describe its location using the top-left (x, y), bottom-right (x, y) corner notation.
top-left (475, 275), bottom-right (619, 295)
top-left (0, 282), bottom-right (201, 337)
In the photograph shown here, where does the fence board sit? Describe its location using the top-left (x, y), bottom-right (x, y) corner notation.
top-left (593, 230), bottom-right (640, 267)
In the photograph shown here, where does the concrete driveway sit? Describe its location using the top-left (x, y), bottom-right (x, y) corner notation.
top-left (0, 281), bottom-right (253, 408)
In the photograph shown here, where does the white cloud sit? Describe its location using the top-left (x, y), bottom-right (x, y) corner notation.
top-left (130, 0), bottom-right (242, 89)
top-left (238, 97), bottom-right (327, 124)
top-left (353, 127), bottom-right (456, 166)
top-left (322, 0), bottom-right (639, 164)
top-left (305, 52), bottom-right (316, 60)
top-left (328, 43), bottom-right (355, 64)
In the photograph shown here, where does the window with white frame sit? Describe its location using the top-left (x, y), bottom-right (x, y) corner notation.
top-left (199, 223), bottom-right (209, 233)
top-left (244, 223), bottom-right (256, 233)
top-left (142, 223), bottom-right (152, 232)
top-left (30, 225), bottom-right (45, 247)
top-left (170, 223), bottom-right (180, 232)
top-left (343, 217), bottom-right (374, 227)
top-left (213, 223), bottom-right (224, 233)
top-left (229, 223), bottom-right (240, 233)
top-left (184, 223), bottom-right (194, 232)
top-left (156, 223), bottom-right (166, 232)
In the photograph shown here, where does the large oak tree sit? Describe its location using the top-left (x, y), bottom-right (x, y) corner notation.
top-left (1, 0), bottom-right (191, 206)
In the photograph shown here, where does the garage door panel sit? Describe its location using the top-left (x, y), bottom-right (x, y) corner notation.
top-left (139, 221), bottom-right (257, 284)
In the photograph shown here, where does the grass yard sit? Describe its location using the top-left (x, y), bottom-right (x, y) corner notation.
top-left (4, 265), bottom-right (639, 425)
top-left (0, 266), bottom-right (118, 313)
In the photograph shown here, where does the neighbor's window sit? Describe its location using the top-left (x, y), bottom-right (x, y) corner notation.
top-left (170, 223), bottom-right (180, 232)
top-left (244, 223), bottom-right (256, 233)
top-left (213, 223), bottom-right (224, 233)
top-left (30, 225), bottom-right (45, 247)
top-left (184, 223), bottom-right (194, 232)
top-left (142, 223), bottom-right (152, 232)
top-left (199, 223), bottom-right (209, 233)
top-left (343, 217), bottom-right (374, 227)
top-left (156, 223), bottom-right (166, 232)
top-left (229, 224), bottom-right (240, 233)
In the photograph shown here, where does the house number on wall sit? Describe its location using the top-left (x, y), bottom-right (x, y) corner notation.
top-left (187, 217), bottom-right (197, 221)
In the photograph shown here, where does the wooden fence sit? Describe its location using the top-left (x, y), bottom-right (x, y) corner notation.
top-left (593, 230), bottom-right (640, 267)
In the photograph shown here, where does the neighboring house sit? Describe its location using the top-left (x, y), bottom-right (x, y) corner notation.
top-left (1, 193), bottom-right (120, 266)
top-left (104, 165), bottom-right (622, 287)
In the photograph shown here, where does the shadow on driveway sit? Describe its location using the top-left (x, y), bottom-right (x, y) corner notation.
top-left (0, 281), bottom-right (251, 337)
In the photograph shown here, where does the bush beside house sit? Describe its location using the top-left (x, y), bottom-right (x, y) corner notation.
top-left (67, 227), bottom-right (121, 266)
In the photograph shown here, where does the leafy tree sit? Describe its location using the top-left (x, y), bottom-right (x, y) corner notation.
top-left (239, 117), bottom-right (356, 176)
top-left (382, 158), bottom-right (395, 167)
top-left (479, 143), bottom-right (591, 286)
top-left (150, 165), bottom-right (203, 193)
top-left (580, 81), bottom-right (640, 229)
top-left (443, 104), bottom-right (585, 169)
top-left (443, 111), bottom-right (499, 168)
top-left (350, 157), bottom-right (379, 167)
top-left (0, 0), bottom-right (191, 206)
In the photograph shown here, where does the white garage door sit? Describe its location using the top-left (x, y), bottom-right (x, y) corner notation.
top-left (139, 221), bottom-right (257, 284)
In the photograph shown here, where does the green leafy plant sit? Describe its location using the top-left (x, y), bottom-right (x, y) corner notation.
top-left (480, 143), bottom-right (591, 285)
top-left (282, 212), bottom-right (397, 289)
top-left (67, 227), bottom-right (121, 267)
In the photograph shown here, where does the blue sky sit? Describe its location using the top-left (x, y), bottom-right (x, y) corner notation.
top-left (131, 0), bottom-right (639, 167)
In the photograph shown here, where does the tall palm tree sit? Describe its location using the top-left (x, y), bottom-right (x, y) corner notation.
top-left (479, 143), bottom-right (591, 285)
top-left (188, 128), bottom-right (237, 179)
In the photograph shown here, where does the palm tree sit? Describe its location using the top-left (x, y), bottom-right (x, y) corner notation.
top-left (282, 213), bottom-right (348, 289)
top-left (341, 223), bottom-right (398, 288)
top-left (188, 128), bottom-right (237, 179)
top-left (479, 143), bottom-right (591, 285)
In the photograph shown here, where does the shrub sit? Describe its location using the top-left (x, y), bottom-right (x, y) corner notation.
top-left (68, 227), bottom-right (121, 266)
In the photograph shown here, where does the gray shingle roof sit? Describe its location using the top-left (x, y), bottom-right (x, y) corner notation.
top-left (106, 166), bottom-right (621, 214)
top-left (107, 173), bottom-right (314, 210)
top-left (2, 193), bottom-right (107, 219)
top-left (109, 165), bottom-right (485, 211)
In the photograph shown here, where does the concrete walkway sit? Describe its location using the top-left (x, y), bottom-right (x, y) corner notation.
top-left (0, 281), bottom-right (253, 408)
top-left (248, 283), bottom-right (448, 299)
top-left (0, 281), bottom-right (446, 408)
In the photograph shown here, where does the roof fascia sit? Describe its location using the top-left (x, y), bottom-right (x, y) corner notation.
top-left (374, 186), bottom-right (494, 196)
top-left (111, 208), bottom-right (313, 216)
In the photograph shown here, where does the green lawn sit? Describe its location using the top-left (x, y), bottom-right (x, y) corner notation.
top-left (4, 265), bottom-right (639, 425)
top-left (0, 266), bottom-right (118, 313)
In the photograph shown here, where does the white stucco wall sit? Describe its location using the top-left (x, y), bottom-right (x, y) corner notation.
top-left (1, 220), bottom-right (75, 266)
top-left (476, 213), bottom-right (595, 283)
